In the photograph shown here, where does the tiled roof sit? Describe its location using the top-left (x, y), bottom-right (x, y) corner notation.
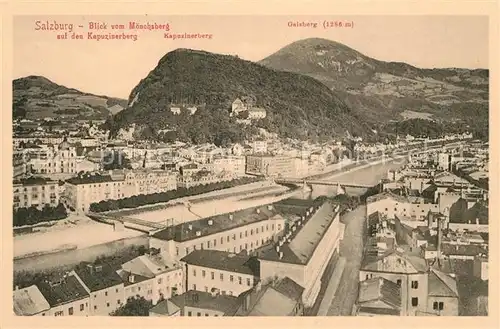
top-left (358, 277), bottom-right (401, 309)
top-left (428, 269), bottom-right (459, 297)
top-left (151, 204), bottom-right (283, 242)
top-left (13, 176), bottom-right (56, 186)
top-left (149, 299), bottom-right (181, 316)
top-left (366, 192), bottom-right (409, 204)
top-left (115, 269), bottom-right (152, 287)
top-left (260, 201), bottom-right (340, 265)
top-left (181, 250), bottom-right (259, 277)
top-left (13, 285), bottom-right (50, 316)
top-left (73, 263), bottom-right (123, 292)
top-left (37, 275), bottom-right (89, 307)
top-left (66, 174), bottom-right (116, 185)
top-left (361, 240), bottom-right (429, 274)
top-left (247, 287), bottom-right (296, 316)
top-left (170, 290), bottom-right (240, 315)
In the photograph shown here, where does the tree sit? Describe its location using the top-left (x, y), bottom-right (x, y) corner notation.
top-left (110, 296), bottom-right (152, 316)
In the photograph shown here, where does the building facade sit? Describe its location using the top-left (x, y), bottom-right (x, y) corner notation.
top-left (181, 250), bottom-right (259, 297)
top-left (13, 177), bottom-right (60, 210)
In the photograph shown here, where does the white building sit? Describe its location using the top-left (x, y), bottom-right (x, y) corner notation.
top-left (181, 249), bottom-right (259, 297)
top-left (149, 204), bottom-right (286, 261)
top-left (259, 201), bottom-right (343, 308)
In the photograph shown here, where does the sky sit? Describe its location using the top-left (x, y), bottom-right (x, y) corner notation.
top-left (13, 15), bottom-right (489, 99)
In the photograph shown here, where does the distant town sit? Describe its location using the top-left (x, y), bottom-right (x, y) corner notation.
top-left (12, 109), bottom-right (488, 317)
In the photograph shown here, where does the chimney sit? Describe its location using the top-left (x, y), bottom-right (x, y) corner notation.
top-left (267, 205), bottom-right (273, 211)
top-left (188, 224), bottom-right (193, 230)
top-left (437, 216), bottom-right (443, 259)
top-left (129, 274), bottom-right (135, 283)
top-left (256, 209), bottom-right (261, 214)
top-left (276, 245), bottom-right (280, 252)
top-left (196, 231), bottom-right (201, 237)
top-left (208, 219), bottom-right (213, 226)
top-left (229, 214), bottom-right (234, 220)
top-left (476, 218), bottom-right (479, 226)
top-left (86, 264), bottom-right (94, 274)
top-left (279, 252), bottom-right (283, 259)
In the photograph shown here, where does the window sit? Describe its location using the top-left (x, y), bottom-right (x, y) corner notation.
top-left (227, 236), bottom-right (230, 242)
top-left (221, 237), bottom-right (224, 244)
top-left (214, 239), bottom-right (217, 247)
top-left (188, 311), bottom-right (192, 316)
top-left (278, 224), bottom-right (282, 230)
top-left (158, 278), bottom-right (163, 284)
top-left (238, 277), bottom-right (242, 285)
top-left (230, 275), bottom-right (234, 282)
top-left (176, 247), bottom-right (179, 256)
top-left (251, 229), bottom-right (254, 235)
top-left (193, 269), bottom-right (197, 277)
top-left (116, 288), bottom-right (119, 293)
top-left (68, 307), bottom-right (74, 315)
top-left (245, 231), bottom-right (248, 237)
top-left (366, 274), bottom-right (369, 280)
top-left (94, 305), bottom-right (97, 310)
top-left (232, 234), bottom-right (236, 240)
top-left (272, 224), bottom-right (275, 230)
top-left (385, 208), bottom-right (388, 211)
top-left (205, 286), bottom-right (208, 292)
top-left (220, 273), bottom-right (224, 281)
top-left (117, 299), bottom-right (121, 305)
top-left (107, 302), bottom-right (110, 307)
top-left (211, 272), bottom-right (215, 280)
top-left (202, 270), bottom-right (206, 278)
top-left (193, 284), bottom-right (197, 290)
top-left (247, 278), bottom-right (251, 286)
top-left (256, 228), bottom-right (259, 234)
top-left (80, 304), bottom-right (84, 311)
top-left (397, 279), bottom-right (401, 286)
top-left (186, 248), bottom-right (189, 255)
top-left (240, 232), bottom-right (243, 238)
top-left (412, 297), bottom-right (418, 307)
top-left (394, 208), bottom-right (397, 211)
top-left (411, 281), bottom-right (419, 289)
top-left (229, 291), bottom-right (233, 296)
top-left (55, 311), bottom-right (64, 316)
top-left (205, 313), bottom-right (209, 316)
top-left (433, 302), bottom-right (444, 311)
top-left (197, 312), bottom-right (201, 316)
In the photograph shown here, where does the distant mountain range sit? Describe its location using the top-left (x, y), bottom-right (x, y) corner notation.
top-left (259, 38), bottom-right (489, 126)
top-left (14, 38), bottom-right (489, 142)
top-left (13, 76), bottom-right (127, 120)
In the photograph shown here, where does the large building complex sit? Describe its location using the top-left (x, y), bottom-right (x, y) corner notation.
top-left (63, 169), bottom-right (177, 213)
top-left (258, 201), bottom-right (343, 308)
top-left (149, 205), bottom-right (286, 260)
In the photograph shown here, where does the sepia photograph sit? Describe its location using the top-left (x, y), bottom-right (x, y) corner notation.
top-left (9, 13), bottom-right (491, 318)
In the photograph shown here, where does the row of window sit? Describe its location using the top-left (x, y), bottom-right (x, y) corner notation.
top-left (186, 311), bottom-right (219, 316)
top-left (192, 269), bottom-right (253, 286)
top-left (178, 225), bottom-right (281, 256)
top-left (192, 284), bottom-right (234, 296)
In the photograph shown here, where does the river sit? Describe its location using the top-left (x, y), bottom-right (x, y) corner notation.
top-left (14, 158), bottom-right (407, 273)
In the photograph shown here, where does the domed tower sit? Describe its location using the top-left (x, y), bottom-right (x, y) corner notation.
top-left (58, 137), bottom-right (71, 151)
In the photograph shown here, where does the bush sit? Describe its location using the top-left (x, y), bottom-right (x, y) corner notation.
top-left (13, 203), bottom-right (68, 227)
top-left (89, 176), bottom-right (262, 213)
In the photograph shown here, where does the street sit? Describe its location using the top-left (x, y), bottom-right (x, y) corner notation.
top-left (326, 205), bottom-right (367, 316)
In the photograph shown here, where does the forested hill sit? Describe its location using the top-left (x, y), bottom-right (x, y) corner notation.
top-left (107, 48), bottom-right (375, 143)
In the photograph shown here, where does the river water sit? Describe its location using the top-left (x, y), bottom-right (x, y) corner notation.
top-left (14, 158), bottom-right (407, 273)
